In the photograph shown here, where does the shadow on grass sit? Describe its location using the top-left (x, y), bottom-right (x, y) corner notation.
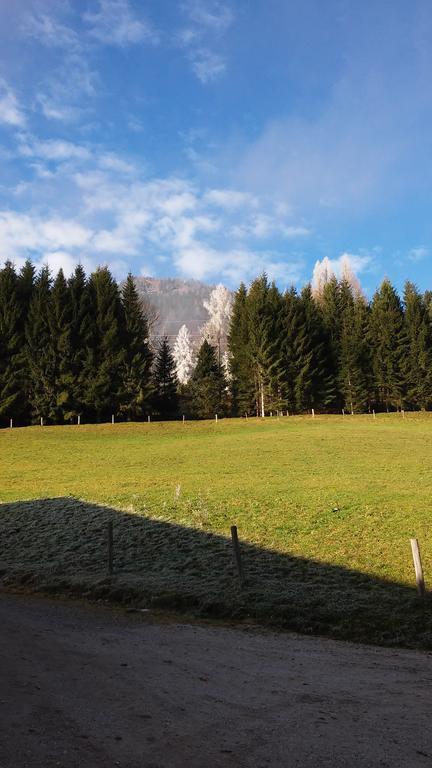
top-left (0, 497), bottom-right (431, 648)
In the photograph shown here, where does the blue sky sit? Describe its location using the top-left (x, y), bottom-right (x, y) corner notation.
top-left (1, 0), bottom-right (432, 293)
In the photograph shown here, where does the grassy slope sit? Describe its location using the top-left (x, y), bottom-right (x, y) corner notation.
top-left (1, 414), bottom-right (431, 645)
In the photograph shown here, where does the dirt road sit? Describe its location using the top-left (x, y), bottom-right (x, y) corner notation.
top-left (1, 594), bottom-right (432, 767)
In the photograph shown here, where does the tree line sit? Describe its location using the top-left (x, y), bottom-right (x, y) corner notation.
top-left (1, 260), bottom-right (431, 426)
top-left (0, 260), bottom-right (228, 425)
top-left (229, 274), bottom-right (432, 416)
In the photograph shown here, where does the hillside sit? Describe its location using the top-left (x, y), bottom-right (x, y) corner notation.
top-left (134, 276), bottom-right (217, 341)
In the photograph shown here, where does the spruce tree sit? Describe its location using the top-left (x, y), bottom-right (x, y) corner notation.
top-left (294, 285), bottom-right (335, 412)
top-left (48, 269), bottom-right (75, 422)
top-left (68, 264), bottom-right (92, 420)
top-left (403, 282), bottom-right (432, 409)
top-left (338, 283), bottom-right (371, 412)
top-left (25, 266), bottom-right (56, 422)
top-left (369, 280), bottom-right (405, 411)
top-left (120, 274), bottom-right (153, 420)
top-left (152, 337), bottom-right (179, 419)
top-left (227, 283), bottom-right (255, 415)
top-left (83, 267), bottom-right (125, 422)
top-left (189, 339), bottom-right (227, 418)
top-left (281, 286), bottom-right (308, 413)
top-left (0, 262), bottom-right (24, 423)
top-left (246, 275), bottom-right (285, 416)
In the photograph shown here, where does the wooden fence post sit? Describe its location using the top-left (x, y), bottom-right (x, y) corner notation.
top-left (410, 538), bottom-right (425, 598)
top-left (107, 521), bottom-right (113, 576)
top-left (9, 418), bottom-right (12, 429)
top-left (230, 525), bottom-right (244, 586)
top-left (111, 414), bottom-right (115, 425)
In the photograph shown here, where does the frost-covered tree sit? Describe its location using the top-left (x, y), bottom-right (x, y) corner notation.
top-left (311, 257), bottom-right (333, 299)
top-left (312, 255), bottom-right (362, 300)
top-left (173, 324), bottom-right (195, 385)
top-left (201, 284), bottom-right (232, 362)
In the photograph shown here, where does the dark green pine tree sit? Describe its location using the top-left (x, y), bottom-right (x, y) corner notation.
top-left (369, 279), bottom-right (405, 411)
top-left (16, 260), bottom-right (36, 422)
top-left (120, 274), bottom-right (153, 420)
top-left (281, 286), bottom-right (307, 413)
top-left (25, 266), bottom-right (56, 422)
top-left (294, 285), bottom-right (335, 412)
top-left (319, 276), bottom-right (344, 408)
top-left (83, 267), bottom-right (125, 422)
top-left (246, 274), bottom-right (285, 416)
top-left (49, 269), bottom-right (74, 422)
top-left (403, 282), bottom-right (432, 410)
top-left (152, 337), bottom-right (179, 419)
top-left (189, 339), bottom-right (227, 418)
top-left (228, 283), bottom-right (255, 415)
top-left (338, 283), bottom-right (371, 413)
top-left (68, 264), bottom-right (92, 421)
top-left (0, 262), bottom-right (24, 424)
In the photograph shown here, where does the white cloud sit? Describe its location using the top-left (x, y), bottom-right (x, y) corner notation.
top-left (178, 1), bottom-right (233, 82)
top-left (0, 212), bottom-right (92, 261)
top-left (83, 0), bottom-right (159, 47)
top-left (1, 129), bottom-right (310, 285)
top-left (408, 245), bottom-right (429, 262)
top-left (182, 1), bottom-right (234, 33)
top-left (190, 48), bottom-right (226, 83)
top-left (0, 79), bottom-right (25, 127)
top-left (23, 12), bottom-right (79, 50)
top-left (204, 189), bottom-right (257, 208)
top-left (19, 138), bottom-right (91, 162)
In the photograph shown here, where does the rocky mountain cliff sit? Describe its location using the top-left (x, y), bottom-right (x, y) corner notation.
top-left (134, 276), bottom-right (217, 341)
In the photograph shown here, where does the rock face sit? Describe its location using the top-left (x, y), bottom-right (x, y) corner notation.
top-left (134, 276), bottom-right (217, 341)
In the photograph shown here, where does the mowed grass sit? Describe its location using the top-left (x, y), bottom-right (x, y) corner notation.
top-left (1, 413), bottom-right (432, 645)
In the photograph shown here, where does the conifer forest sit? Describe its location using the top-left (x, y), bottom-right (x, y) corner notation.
top-left (0, 259), bottom-right (431, 426)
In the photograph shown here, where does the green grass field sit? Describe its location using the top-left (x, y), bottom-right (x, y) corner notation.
top-left (1, 414), bottom-right (432, 646)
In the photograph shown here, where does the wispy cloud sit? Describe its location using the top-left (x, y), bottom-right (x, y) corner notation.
top-left (178, 0), bottom-right (234, 83)
top-left (182, 0), bottom-right (234, 32)
top-left (408, 245), bottom-right (429, 262)
top-left (189, 48), bottom-right (226, 83)
top-left (0, 79), bottom-right (25, 128)
top-left (83, 0), bottom-right (159, 47)
top-left (23, 11), bottom-right (80, 50)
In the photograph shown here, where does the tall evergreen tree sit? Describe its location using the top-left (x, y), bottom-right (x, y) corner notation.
top-left (25, 266), bottom-right (56, 422)
top-left (246, 275), bottom-right (285, 416)
top-left (338, 283), bottom-right (371, 412)
top-left (0, 262), bottom-right (24, 423)
top-left (83, 267), bottom-right (125, 422)
top-left (403, 282), bottom-right (432, 409)
top-left (120, 274), bottom-right (153, 420)
top-left (227, 283), bottom-right (255, 415)
top-left (295, 286), bottom-right (335, 412)
top-left (68, 264), bottom-right (92, 420)
top-left (48, 269), bottom-right (75, 422)
top-left (189, 339), bottom-right (227, 418)
top-left (369, 279), bottom-right (405, 411)
top-left (152, 337), bottom-right (179, 418)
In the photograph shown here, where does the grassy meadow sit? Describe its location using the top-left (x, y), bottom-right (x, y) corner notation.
top-left (1, 413), bottom-right (432, 646)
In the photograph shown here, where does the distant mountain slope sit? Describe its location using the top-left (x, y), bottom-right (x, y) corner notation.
top-left (134, 276), bottom-right (217, 341)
